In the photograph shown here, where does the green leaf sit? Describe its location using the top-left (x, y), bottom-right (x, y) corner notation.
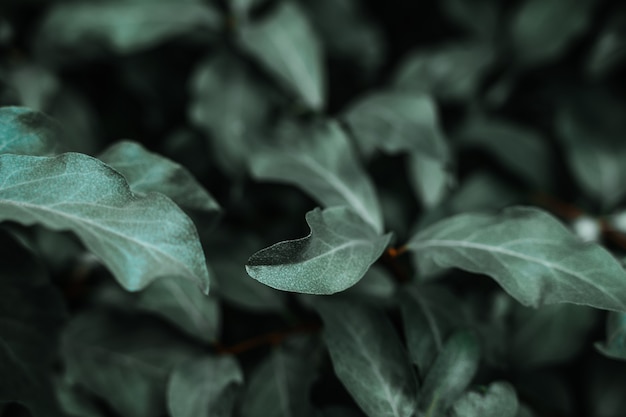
top-left (418, 331), bottom-right (480, 416)
top-left (345, 265), bottom-right (395, 301)
top-left (408, 207), bottom-right (626, 310)
top-left (0, 233), bottom-right (66, 417)
top-left (189, 52), bottom-right (272, 175)
top-left (62, 312), bottom-right (201, 417)
top-left (0, 107), bottom-right (60, 156)
top-left (135, 277), bottom-right (220, 343)
top-left (246, 206), bottom-right (391, 294)
top-left (316, 299), bottom-right (417, 417)
top-left (399, 285), bottom-right (466, 376)
top-left (249, 121), bottom-right (383, 232)
top-left (441, 0), bottom-right (498, 39)
top-left (510, 303), bottom-right (598, 368)
top-left (99, 140), bottom-right (220, 213)
top-left (239, 2), bottom-right (325, 110)
top-left (455, 117), bottom-right (553, 189)
top-left (451, 382), bottom-right (519, 417)
top-left (0, 153), bottom-right (209, 292)
top-left (54, 376), bottom-right (104, 417)
top-left (343, 91), bottom-right (448, 161)
top-left (37, 0), bottom-right (221, 56)
top-left (408, 153), bottom-right (453, 210)
top-left (596, 312), bottom-right (626, 360)
top-left (167, 356), bottom-right (243, 417)
top-left (586, 11), bottom-right (626, 78)
top-left (510, 0), bottom-right (595, 65)
top-left (240, 336), bottom-right (319, 417)
top-left (393, 42), bottom-right (494, 101)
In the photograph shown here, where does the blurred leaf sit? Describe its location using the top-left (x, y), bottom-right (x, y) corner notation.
top-left (596, 312), bottom-right (626, 360)
top-left (408, 153), bottom-right (454, 209)
top-left (345, 265), bottom-right (395, 301)
top-left (189, 52), bottom-right (272, 176)
top-left (441, 0), bottom-right (498, 39)
top-left (587, 358), bottom-right (626, 417)
top-left (167, 356), bottom-right (243, 417)
top-left (240, 336), bottom-right (319, 417)
top-left (7, 64), bottom-right (59, 111)
top-left (343, 91), bottom-right (448, 161)
top-left (62, 312), bottom-right (201, 417)
top-left (239, 2), bottom-right (325, 110)
top-left (47, 89), bottom-right (100, 155)
top-left (451, 382), bottom-right (518, 417)
top-left (393, 42), bottom-right (494, 101)
top-left (448, 172), bottom-right (520, 213)
top-left (251, 121), bottom-right (383, 232)
top-left (408, 207), bottom-right (626, 310)
top-left (455, 116), bottom-right (553, 189)
top-left (399, 285), bottom-right (466, 376)
top-left (316, 299), bottom-right (417, 417)
top-left (0, 107), bottom-right (60, 156)
top-left (511, 303), bottom-right (597, 368)
top-left (135, 277), bottom-right (220, 343)
top-left (231, 0), bottom-right (265, 17)
top-left (54, 377), bottom-right (103, 417)
top-left (37, 0), bottom-right (221, 58)
top-left (246, 206), bottom-right (391, 294)
top-left (586, 11), bottom-right (626, 78)
top-left (509, 0), bottom-right (595, 65)
top-left (418, 331), bottom-right (480, 416)
top-left (0, 233), bottom-right (66, 417)
top-left (0, 153), bottom-right (210, 292)
top-left (298, 0), bottom-right (385, 76)
top-left (100, 140), bottom-right (220, 213)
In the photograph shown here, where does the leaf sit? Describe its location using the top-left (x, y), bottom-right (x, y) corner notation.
top-left (135, 277), bottom-right (220, 343)
top-left (596, 312), bottom-right (626, 360)
top-left (246, 206), bottom-right (391, 294)
top-left (510, 0), bottom-right (595, 65)
top-left (408, 207), bottom-right (626, 310)
top-left (189, 52), bottom-right (272, 175)
top-left (62, 312), bottom-right (201, 417)
top-left (99, 140), bottom-right (220, 213)
top-left (418, 331), bottom-right (480, 416)
top-left (455, 117), bottom-right (553, 189)
top-left (399, 285), bottom-right (466, 376)
top-left (343, 91), bottom-right (448, 161)
top-left (239, 2), bottom-right (325, 110)
top-left (408, 153), bottom-right (453, 210)
top-left (393, 42), bottom-right (494, 101)
top-left (316, 299), bottom-right (417, 417)
top-left (586, 11), bottom-right (626, 78)
top-left (249, 121), bottom-right (384, 232)
top-left (0, 153), bottom-right (209, 292)
top-left (345, 265), bottom-right (395, 301)
top-left (0, 107), bottom-right (61, 156)
top-left (510, 303), bottom-right (598, 368)
top-left (0, 232), bottom-right (66, 417)
top-left (240, 336), bottom-right (319, 417)
top-left (37, 0), bottom-right (221, 57)
top-left (54, 377), bottom-right (104, 417)
top-left (451, 382), bottom-right (519, 417)
top-left (167, 356), bottom-right (243, 417)
top-left (440, 0), bottom-right (498, 39)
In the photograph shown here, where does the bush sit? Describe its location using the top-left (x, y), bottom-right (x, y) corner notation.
top-left (2, 0), bottom-right (626, 416)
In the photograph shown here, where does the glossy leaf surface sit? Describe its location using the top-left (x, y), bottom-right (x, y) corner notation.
top-left (246, 206), bottom-right (391, 294)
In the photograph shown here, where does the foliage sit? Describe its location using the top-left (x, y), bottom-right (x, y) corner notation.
top-left (2, 0), bottom-right (626, 416)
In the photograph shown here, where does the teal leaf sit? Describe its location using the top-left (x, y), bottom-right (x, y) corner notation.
top-left (596, 312), bottom-right (626, 360)
top-left (0, 107), bottom-right (60, 156)
top-left (55, 376), bottom-right (104, 417)
top-left (399, 285), bottom-right (466, 376)
top-left (167, 356), bottom-right (243, 417)
top-left (189, 52), bottom-right (272, 175)
top-left (0, 153), bottom-right (209, 292)
top-left (99, 140), bottom-right (220, 213)
top-left (418, 331), bottom-right (480, 416)
top-left (239, 2), bottom-right (325, 110)
top-left (586, 11), bottom-right (626, 78)
top-left (451, 382), bottom-right (519, 417)
top-left (250, 121), bottom-right (384, 232)
top-left (135, 277), bottom-right (220, 343)
top-left (0, 233), bottom-right (66, 417)
top-left (343, 92), bottom-right (448, 161)
top-left (37, 0), bottom-right (221, 56)
top-left (441, 0), bottom-right (498, 39)
top-left (316, 299), bottom-right (418, 417)
top-left (240, 336), bottom-right (319, 417)
top-left (510, 0), bottom-right (595, 65)
top-left (408, 153), bottom-right (453, 209)
top-left (393, 42), bottom-right (494, 101)
top-left (246, 206), bottom-right (391, 294)
top-left (510, 303), bottom-right (598, 368)
top-left (345, 265), bottom-right (395, 301)
top-left (62, 312), bottom-right (201, 417)
top-left (408, 207), bottom-right (626, 310)
top-left (455, 117), bottom-right (553, 189)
